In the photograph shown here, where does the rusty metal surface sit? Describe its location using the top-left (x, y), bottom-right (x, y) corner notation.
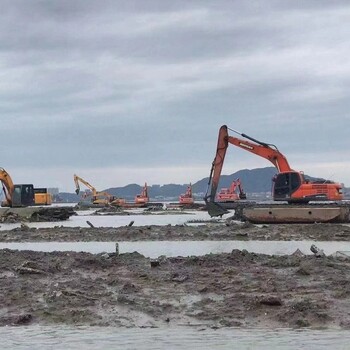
top-left (243, 207), bottom-right (350, 224)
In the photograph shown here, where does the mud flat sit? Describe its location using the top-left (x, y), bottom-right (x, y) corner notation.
top-left (0, 222), bottom-right (350, 242)
top-left (1, 249), bottom-right (350, 329)
top-left (0, 207), bottom-right (76, 223)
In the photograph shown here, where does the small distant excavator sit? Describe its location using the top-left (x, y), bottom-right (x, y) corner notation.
top-left (216, 178), bottom-right (247, 202)
top-left (73, 174), bottom-right (125, 206)
top-left (205, 125), bottom-right (344, 219)
top-left (0, 167), bottom-right (52, 207)
top-left (179, 184), bottom-right (194, 205)
top-left (135, 183), bottom-right (149, 204)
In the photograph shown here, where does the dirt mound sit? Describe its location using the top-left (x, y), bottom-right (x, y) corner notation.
top-left (0, 249), bottom-right (349, 328)
top-left (0, 207), bottom-right (76, 224)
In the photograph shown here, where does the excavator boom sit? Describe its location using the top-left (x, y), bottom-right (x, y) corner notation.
top-left (0, 167), bottom-right (15, 206)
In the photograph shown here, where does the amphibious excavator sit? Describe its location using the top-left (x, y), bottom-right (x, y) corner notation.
top-left (73, 174), bottom-right (125, 206)
top-left (204, 125), bottom-right (346, 223)
top-left (135, 183), bottom-right (149, 204)
top-left (179, 184), bottom-right (194, 205)
top-left (216, 178), bottom-right (247, 202)
top-left (0, 167), bottom-right (52, 207)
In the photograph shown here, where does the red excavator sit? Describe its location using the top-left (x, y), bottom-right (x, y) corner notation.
top-left (135, 183), bottom-right (149, 204)
top-left (205, 125), bottom-right (343, 217)
top-left (216, 178), bottom-right (247, 202)
top-left (179, 184), bottom-right (194, 205)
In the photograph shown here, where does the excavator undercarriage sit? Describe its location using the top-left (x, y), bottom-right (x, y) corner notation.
top-left (219, 201), bottom-right (350, 224)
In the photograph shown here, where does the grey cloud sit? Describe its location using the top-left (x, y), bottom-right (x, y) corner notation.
top-left (0, 0), bottom-right (349, 188)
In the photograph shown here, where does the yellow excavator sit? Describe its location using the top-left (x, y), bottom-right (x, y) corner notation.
top-left (0, 167), bottom-right (52, 207)
top-left (73, 174), bottom-right (125, 206)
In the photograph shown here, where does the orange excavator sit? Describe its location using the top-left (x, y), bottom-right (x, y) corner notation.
top-left (179, 184), bottom-right (194, 205)
top-left (0, 167), bottom-right (52, 207)
top-left (205, 125), bottom-right (343, 216)
top-left (73, 174), bottom-right (125, 206)
top-left (135, 183), bottom-right (149, 204)
top-left (216, 178), bottom-right (247, 202)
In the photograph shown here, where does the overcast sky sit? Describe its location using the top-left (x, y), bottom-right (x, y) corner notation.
top-left (1, 0), bottom-right (349, 192)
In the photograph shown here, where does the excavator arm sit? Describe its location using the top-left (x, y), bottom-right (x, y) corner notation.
top-left (0, 167), bottom-right (15, 206)
top-left (234, 179), bottom-right (247, 200)
top-left (204, 126), bottom-right (229, 205)
top-left (73, 174), bottom-right (97, 197)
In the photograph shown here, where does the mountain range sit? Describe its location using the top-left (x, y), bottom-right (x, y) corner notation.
top-left (59, 167), bottom-right (277, 202)
top-left (58, 166), bottom-right (349, 202)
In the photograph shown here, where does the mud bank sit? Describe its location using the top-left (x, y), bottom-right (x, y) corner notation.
top-left (0, 222), bottom-right (349, 242)
top-left (0, 207), bottom-right (76, 223)
top-left (1, 249), bottom-right (350, 329)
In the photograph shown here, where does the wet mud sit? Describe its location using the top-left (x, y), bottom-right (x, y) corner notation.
top-left (1, 220), bottom-right (350, 329)
top-left (0, 207), bottom-right (76, 223)
top-left (0, 222), bottom-right (349, 242)
top-left (1, 249), bottom-right (350, 329)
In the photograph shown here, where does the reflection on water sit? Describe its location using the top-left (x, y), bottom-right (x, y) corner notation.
top-left (1, 325), bottom-right (350, 350)
top-left (0, 240), bottom-right (349, 258)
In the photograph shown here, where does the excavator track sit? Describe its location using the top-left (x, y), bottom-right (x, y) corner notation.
top-left (221, 201), bottom-right (350, 223)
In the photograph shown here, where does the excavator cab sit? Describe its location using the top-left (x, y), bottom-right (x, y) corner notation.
top-left (272, 172), bottom-right (303, 202)
top-left (12, 184), bottom-right (35, 207)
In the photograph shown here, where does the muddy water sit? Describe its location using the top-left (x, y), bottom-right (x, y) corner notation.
top-left (1, 326), bottom-right (349, 349)
top-left (1, 240), bottom-right (350, 257)
top-left (0, 210), bottom-right (215, 231)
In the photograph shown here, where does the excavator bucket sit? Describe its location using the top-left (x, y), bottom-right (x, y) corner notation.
top-left (206, 201), bottom-right (229, 217)
top-left (239, 193), bottom-right (247, 200)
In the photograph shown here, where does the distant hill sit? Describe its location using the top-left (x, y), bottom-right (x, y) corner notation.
top-left (57, 166), bottom-right (349, 203)
top-left (58, 167), bottom-right (278, 202)
top-left (192, 167), bottom-right (277, 194)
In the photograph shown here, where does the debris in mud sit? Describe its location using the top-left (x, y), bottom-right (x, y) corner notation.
top-left (0, 212), bottom-right (22, 223)
top-left (259, 296), bottom-right (283, 306)
top-left (333, 251), bottom-right (350, 260)
top-left (310, 244), bottom-right (326, 257)
top-left (292, 249), bottom-right (305, 257)
top-left (15, 261), bottom-right (46, 275)
top-left (171, 273), bottom-right (189, 283)
top-left (13, 314), bottom-right (33, 326)
top-left (94, 206), bottom-right (126, 215)
top-left (150, 259), bottom-right (160, 267)
top-left (86, 221), bottom-right (95, 228)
